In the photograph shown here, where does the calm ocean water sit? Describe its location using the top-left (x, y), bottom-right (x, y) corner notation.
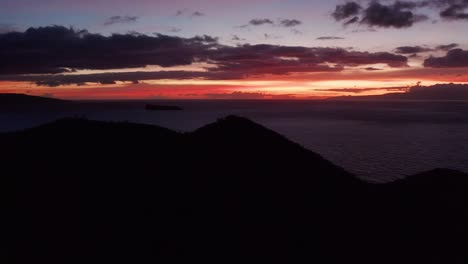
top-left (1, 100), bottom-right (468, 182)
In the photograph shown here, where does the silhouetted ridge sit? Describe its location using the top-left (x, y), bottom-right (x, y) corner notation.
top-left (28, 117), bottom-right (178, 136)
top-left (191, 115), bottom-right (361, 188)
top-left (0, 93), bottom-right (65, 103)
top-left (0, 93), bottom-right (69, 111)
top-left (3, 116), bottom-right (467, 264)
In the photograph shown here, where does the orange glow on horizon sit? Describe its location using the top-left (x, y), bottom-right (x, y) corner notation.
top-left (2, 66), bottom-right (468, 100)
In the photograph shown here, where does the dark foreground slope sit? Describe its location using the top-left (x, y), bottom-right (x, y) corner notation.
top-left (1, 116), bottom-right (467, 263)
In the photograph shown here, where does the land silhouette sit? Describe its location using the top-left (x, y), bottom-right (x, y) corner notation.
top-left (2, 114), bottom-right (467, 263)
top-left (330, 83), bottom-right (468, 101)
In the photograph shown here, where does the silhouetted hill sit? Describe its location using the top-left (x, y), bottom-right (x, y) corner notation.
top-left (0, 93), bottom-right (69, 111)
top-left (2, 116), bottom-right (467, 263)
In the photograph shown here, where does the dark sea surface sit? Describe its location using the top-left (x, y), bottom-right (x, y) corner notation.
top-left (1, 100), bottom-right (468, 182)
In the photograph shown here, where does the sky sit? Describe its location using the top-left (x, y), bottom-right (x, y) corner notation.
top-left (1, 0), bottom-right (468, 99)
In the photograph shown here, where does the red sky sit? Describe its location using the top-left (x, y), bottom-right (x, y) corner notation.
top-left (2, 0), bottom-right (468, 99)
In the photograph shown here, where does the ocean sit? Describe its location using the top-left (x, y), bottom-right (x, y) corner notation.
top-left (2, 100), bottom-right (468, 182)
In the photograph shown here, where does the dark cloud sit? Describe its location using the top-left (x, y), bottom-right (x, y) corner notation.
top-left (344, 16), bottom-right (360, 25)
top-left (231, 35), bottom-right (246, 41)
top-left (395, 43), bottom-right (459, 54)
top-left (190, 35), bottom-right (219, 43)
top-left (207, 45), bottom-right (407, 77)
top-left (332, 2), bottom-right (362, 20)
top-left (406, 83), bottom-right (468, 99)
top-left (364, 67), bottom-right (384, 71)
top-left (243, 18), bottom-right (302, 28)
top-left (394, 45), bottom-right (432, 54)
top-left (249, 18), bottom-right (274, 26)
top-left (192, 11), bottom-right (205, 17)
top-left (99, 80), bottom-right (118, 85)
top-left (0, 26), bottom-right (220, 74)
top-left (424, 49), bottom-right (468, 67)
top-left (175, 9), bottom-right (205, 17)
top-left (104, 16), bottom-right (139, 26)
top-left (316, 36), bottom-right (345, 40)
top-left (332, 1), bottom-right (428, 28)
top-left (279, 19), bottom-right (302, 27)
top-left (0, 26), bottom-right (409, 85)
top-left (438, 0), bottom-right (468, 20)
top-left (436, 43), bottom-right (459, 51)
top-left (361, 1), bottom-right (429, 28)
top-left (9, 71), bottom-right (212, 87)
top-left (332, 0), bottom-right (468, 28)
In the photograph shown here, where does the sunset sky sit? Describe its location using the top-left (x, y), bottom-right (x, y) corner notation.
top-left (1, 0), bottom-right (468, 99)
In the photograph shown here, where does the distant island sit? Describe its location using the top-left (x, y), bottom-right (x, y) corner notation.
top-left (145, 104), bottom-right (183, 111)
top-left (3, 116), bottom-right (467, 264)
top-left (330, 83), bottom-right (468, 101)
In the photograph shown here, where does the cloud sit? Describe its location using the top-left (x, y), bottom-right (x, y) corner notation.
top-left (12, 71), bottom-right (214, 87)
top-left (332, 1), bottom-right (428, 28)
top-left (436, 43), bottom-right (459, 51)
top-left (364, 67), bottom-right (383, 71)
top-left (316, 36), bottom-right (345, 40)
top-left (279, 19), bottom-right (302, 27)
top-left (0, 26), bottom-right (220, 74)
top-left (231, 35), bottom-right (246, 41)
top-left (175, 9), bottom-right (205, 17)
top-left (439, 0), bottom-right (468, 20)
top-left (394, 45), bottom-right (432, 54)
top-left (207, 45), bottom-right (408, 78)
top-left (190, 35), bottom-right (219, 43)
top-left (249, 18), bottom-right (274, 26)
top-left (360, 1), bottom-right (428, 28)
top-left (395, 43), bottom-right (459, 55)
top-left (332, 2), bottom-right (362, 20)
top-left (242, 18), bottom-right (302, 28)
top-left (192, 11), bottom-right (205, 17)
top-left (104, 16), bottom-right (139, 26)
top-left (332, 0), bottom-right (468, 28)
top-left (344, 16), bottom-right (360, 25)
top-left (0, 26), bottom-right (409, 84)
top-left (424, 49), bottom-right (468, 67)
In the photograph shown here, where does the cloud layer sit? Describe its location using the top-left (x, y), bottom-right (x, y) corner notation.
top-left (104, 16), bottom-right (138, 26)
top-left (424, 49), bottom-right (468, 67)
top-left (332, 0), bottom-right (468, 28)
top-left (0, 26), bottom-right (410, 86)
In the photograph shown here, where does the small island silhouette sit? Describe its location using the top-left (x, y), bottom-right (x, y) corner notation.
top-left (2, 114), bottom-right (467, 264)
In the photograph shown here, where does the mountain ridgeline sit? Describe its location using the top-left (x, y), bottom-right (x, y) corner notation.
top-left (2, 116), bottom-right (467, 263)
